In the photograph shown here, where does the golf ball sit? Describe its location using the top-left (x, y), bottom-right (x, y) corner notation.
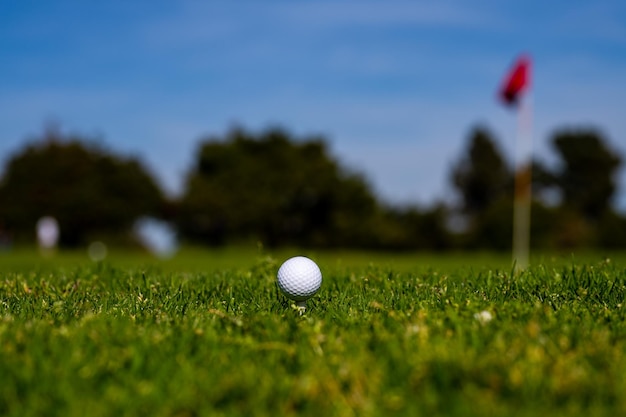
top-left (276, 256), bottom-right (322, 301)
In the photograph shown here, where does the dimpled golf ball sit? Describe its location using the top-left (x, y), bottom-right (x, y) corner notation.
top-left (277, 256), bottom-right (322, 301)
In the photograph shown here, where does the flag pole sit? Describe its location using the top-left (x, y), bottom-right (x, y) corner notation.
top-left (499, 53), bottom-right (532, 272)
top-left (512, 94), bottom-right (532, 271)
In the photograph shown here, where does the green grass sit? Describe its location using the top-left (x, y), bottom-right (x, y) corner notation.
top-left (1, 248), bottom-right (626, 416)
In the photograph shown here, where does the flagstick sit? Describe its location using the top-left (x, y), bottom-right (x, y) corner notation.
top-left (512, 95), bottom-right (532, 271)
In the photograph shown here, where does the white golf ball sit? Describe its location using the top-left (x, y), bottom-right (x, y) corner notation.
top-left (276, 256), bottom-right (322, 301)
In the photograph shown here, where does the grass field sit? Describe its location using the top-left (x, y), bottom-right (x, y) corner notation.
top-left (1, 247), bottom-right (626, 416)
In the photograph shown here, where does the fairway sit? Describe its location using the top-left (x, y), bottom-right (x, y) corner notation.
top-left (1, 249), bottom-right (626, 416)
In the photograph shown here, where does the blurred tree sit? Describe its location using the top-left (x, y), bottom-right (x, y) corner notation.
top-left (0, 130), bottom-right (164, 247)
top-left (597, 211), bottom-right (626, 248)
top-left (379, 204), bottom-right (452, 250)
top-left (176, 127), bottom-right (380, 247)
top-left (450, 126), bottom-right (513, 248)
top-left (550, 129), bottom-right (621, 221)
top-left (451, 127), bottom-right (512, 217)
top-left (528, 202), bottom-right (562, 249)
top-left (530, 159), bottom-right (557, 201)
top-left (470, 198), bottom-right (513, 250)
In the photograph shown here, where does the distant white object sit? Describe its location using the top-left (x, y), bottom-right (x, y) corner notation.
top-left (88, 241), bottom-right (108, 262)
top-left (134, 217), bottom-right (177, 257)
top-left (36, 216), bottom-right (59, 250)
top-left (474, 310), bottom-right (493, 325)
top-left (277, 256), bottom-right (322, 310)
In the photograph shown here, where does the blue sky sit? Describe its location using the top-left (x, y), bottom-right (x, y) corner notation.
top-left (2, 1), bottom-right (626, 210)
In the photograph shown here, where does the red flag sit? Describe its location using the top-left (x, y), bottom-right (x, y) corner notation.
top-left (499, 55), bottom-right (531, 106)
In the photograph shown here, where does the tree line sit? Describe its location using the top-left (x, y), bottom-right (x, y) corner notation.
top-left (0, 125), bottom-right (623, 250)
